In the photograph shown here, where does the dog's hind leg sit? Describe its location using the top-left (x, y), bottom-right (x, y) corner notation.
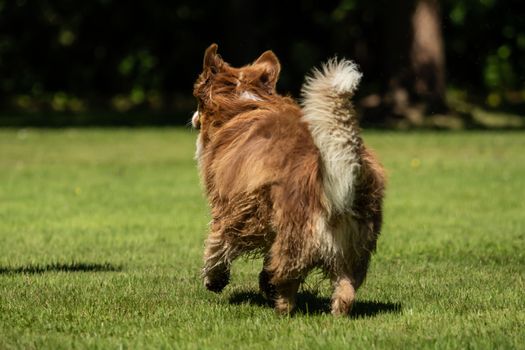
top-left (273, 278), bottom-right (301, 315)
top-left (264, 241), bottom-right (309, 315)
top-left (260, 263), bottom-right (302, 314)
top-left (330, 275), bottom-right (356, 316)
top-left (258, 254), bottom-right (276, 301)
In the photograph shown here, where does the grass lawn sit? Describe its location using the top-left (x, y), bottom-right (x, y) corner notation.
top-left (0, 128), bottom-right (524, 349)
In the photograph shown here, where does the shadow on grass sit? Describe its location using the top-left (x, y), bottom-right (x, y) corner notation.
top-left (0, 262), bottom-right (122, 274)
top-left (229, 290), bottom-right (401, 318)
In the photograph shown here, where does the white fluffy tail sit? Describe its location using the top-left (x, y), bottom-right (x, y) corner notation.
top-left (301, 59), bottom-right (363, 215)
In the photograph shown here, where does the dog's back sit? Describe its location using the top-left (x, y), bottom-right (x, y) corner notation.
top-left (204, 101), bottom-right (321, 202)
top-left (200, 98), bottom-right (325, 262)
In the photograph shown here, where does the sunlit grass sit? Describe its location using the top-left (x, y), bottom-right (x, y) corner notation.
top-left (0, 128), bottom-right (523, 349)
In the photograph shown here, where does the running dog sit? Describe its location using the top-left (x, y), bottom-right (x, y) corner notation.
top-left (192, 44), bottom-right (385, 315)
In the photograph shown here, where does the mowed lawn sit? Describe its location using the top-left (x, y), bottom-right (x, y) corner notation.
top-left (0, 128), bottom-right (523, 349)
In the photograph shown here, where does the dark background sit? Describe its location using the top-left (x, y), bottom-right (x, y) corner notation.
top-left (0, 0), bottom-right (523, 127)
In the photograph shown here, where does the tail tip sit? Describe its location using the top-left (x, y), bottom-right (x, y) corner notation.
top-left (328, 59), bottom-right (362, 94)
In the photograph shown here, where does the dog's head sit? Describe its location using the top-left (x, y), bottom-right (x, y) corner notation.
top-left (192, 44), bottom-right (280, 133)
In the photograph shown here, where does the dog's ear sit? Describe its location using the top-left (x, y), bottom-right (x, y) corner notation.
top-left (203, 43), bottom-right (223, 73)
top-left (253, 50), bottom-right (281, 92)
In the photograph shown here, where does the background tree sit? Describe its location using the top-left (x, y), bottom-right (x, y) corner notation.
top-left (360, 0), bottom-right (446, 126)
top-left (0, 0), bottom-right (522, 126)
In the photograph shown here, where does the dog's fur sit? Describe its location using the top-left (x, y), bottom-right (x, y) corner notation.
top-left (192, 44), bottom-right (385, 315)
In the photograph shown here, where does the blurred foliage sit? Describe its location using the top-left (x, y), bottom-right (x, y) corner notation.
top-left (0, 0), bottom-right (523, 118)
top-left (442, 0), bottom-right (525, 109)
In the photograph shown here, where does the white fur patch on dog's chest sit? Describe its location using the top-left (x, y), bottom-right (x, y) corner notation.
top-left (195, 133), bottom-right (204, 173)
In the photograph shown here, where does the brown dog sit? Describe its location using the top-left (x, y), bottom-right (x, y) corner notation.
top-left (192, 44), bottom-right (385, 315)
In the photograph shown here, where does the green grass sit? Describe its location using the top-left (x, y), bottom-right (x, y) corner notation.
top-left (0, 128), bottom-right (524, 349)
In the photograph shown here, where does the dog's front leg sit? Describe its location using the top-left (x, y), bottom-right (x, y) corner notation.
top-left (202, 228), bottom-right (231, 293)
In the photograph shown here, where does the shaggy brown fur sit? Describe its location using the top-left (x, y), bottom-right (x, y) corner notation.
top-left (192, 44), bottom-right (385, 315)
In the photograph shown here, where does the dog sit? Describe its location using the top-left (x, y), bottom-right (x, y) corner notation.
top-left (192, 44), bottom-right (385, 315)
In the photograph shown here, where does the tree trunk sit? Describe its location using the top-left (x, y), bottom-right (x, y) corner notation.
top-left (411, 0), bottom-right (446, 110)
top-left (362, 0), bottom-right (447, 127)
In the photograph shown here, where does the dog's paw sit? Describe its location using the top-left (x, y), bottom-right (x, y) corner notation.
top-left (331, 298), bottom-right (352, 316)
top-left (274, 298), bottom-right (296, 316)
top-left (203, 270), bottom-right (230, 293)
